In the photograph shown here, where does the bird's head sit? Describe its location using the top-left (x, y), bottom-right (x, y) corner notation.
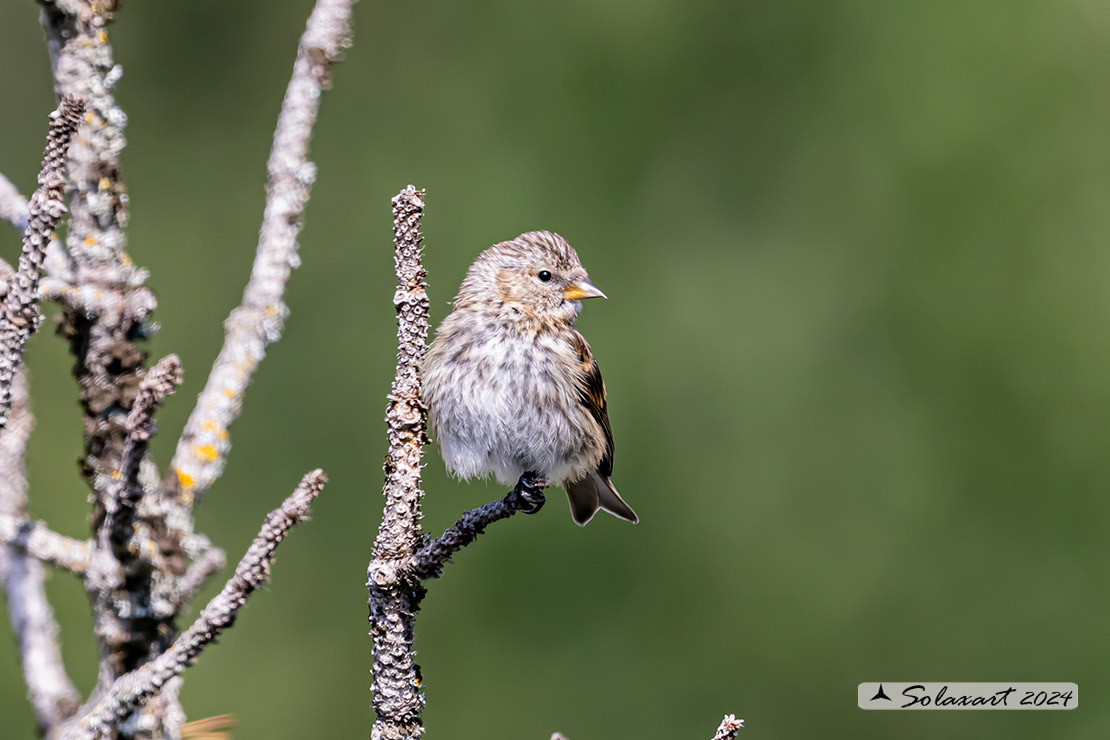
top-left (456, 231), bottom-right (606, 325)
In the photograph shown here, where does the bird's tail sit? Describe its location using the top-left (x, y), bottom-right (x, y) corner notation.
top-left (565, 471), bottom-right (639, 526)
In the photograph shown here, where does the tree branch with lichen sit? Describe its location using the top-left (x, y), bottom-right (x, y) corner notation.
top-left (166, 0), bottom-right (359, 506)
top-left (0, 370), bottom-right (82, 732)
top-left (55, 470), bottom-right (328, 740)
top-left (1, 1), bottom-right (349, 737)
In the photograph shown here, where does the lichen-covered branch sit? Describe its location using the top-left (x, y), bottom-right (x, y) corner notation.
top-left (166, 0), bottom-right (359, 505)
top-left (368, 185), bottom-right (430, 740)
top-left (0, 95), bottom-right (85, 428)
top-left (0, 172), bottom-right (30, 233)
top-left (40, 1), bottom-right (157, 490)
top-left (56, 470), bottom-right (327, 740)
top-left (0, 371), bottom-right (82, 731)
top-left (174, 544), bottom-right (226, 606)
top-left (0, 515), bottom-right (93, 575)
top-left (1, 2), bottom-right (342, 738)
top-left (38, 5), bottom-right (172, 712)
top-left (121, 355), bottom-right (183, 495)
top-left (102, 355), bottom-right (182, 563)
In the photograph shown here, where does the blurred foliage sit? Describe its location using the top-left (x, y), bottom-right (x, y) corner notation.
top-left (2, 1), bottom-right (1109, 738)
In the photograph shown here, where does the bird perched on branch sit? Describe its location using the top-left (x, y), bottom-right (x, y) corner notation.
top-left (423, 231), bottom-right (638, 526)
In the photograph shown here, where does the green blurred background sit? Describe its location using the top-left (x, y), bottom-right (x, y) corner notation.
top-left (2, 0), bottom-right (1108, 737)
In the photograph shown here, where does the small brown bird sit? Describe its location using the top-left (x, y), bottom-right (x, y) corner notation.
top-left (422, 231), bottom-right (638, 525)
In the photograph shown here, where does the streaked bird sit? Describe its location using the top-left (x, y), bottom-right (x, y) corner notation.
top-left (423, 231), bottom-right (638, 525)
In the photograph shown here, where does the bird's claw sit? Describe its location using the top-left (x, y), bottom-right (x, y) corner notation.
top-left (511, 471), bottom-right (547, 514)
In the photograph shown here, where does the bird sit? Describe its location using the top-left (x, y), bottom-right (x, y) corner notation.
top-left (422, 230), bottom-right (638, 526)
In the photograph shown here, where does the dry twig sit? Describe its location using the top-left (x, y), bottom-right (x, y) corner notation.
top-left (167, 0), bottom-right (359, 505)
top-left (0, 371), bottom-right (82, 730)
top-left (57, 470), bottom-right (328, 740)
top-left (0, 172), bottom-right (29, 232)
top-left (0, 95), bottom-right (85, 427)
top-left (0, 515), bottom-right (93, 575)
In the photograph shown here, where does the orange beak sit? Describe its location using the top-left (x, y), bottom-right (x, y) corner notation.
top-left (563, 280), bottom-right (607, 300)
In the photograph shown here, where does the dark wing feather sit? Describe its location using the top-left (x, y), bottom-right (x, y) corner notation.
top-left (571, 331), bottom-right (614, 477)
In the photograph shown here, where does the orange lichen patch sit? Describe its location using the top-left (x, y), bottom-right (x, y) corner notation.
top-left (98, 177), bottom-right (111, 190)
top-left (176, 469), bottom-right (195, 488)
top-left (194, 444), bottom-right (219, 463)
top-left (84, 235), bottom-right (96, 246)
top-left (84, 111), bottom-right (95, 123)
top-left (97, 31), bottom-right (108, 44)
top-left (121, 254), bottom-right (132, 267)
top-left (264, 305), bottom-right (279, 316)
top-left (111, 469), bottom-right (121, 480)
top-left (223, 388), bottom-right (238, 398)
top-left (201, 421), bottom-right (230, 441)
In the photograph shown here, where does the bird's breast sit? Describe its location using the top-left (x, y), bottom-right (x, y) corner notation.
top-left (423, 319), bottom-right (601, 484)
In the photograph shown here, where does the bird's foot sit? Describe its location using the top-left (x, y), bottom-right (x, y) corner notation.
top-left (510, 471), bottom-right (548, 514)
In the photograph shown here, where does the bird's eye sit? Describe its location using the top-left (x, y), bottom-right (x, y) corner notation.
top-left (537, 270), bottom-right (552, 282)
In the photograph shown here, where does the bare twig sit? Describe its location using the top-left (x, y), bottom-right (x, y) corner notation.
top-left (711, 714), bottom-right (744, 740)
top-left (0, 371), bottom-right (81, 731)
top-left (103, 354), bottom-right (182, 558)
top-left (410, 477), bottom-right (547, 582)
top-left (56, 470), bottom-right (328, 740)
top-left (0, 515), bottom-right (93, 575)
top-left (0, 171), bottom-right (29, 233)
top-left (122, 354), bottom-right (182, 481)
top-left (368, 186), bottom-right (430, 740)
top-left (175, 545), bottom-right (227, 606)
top-left (0, 95), bottom-right (85, 427)
top-left (167, 0), bottom-right (359, 505)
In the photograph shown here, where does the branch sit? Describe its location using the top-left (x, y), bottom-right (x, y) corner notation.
top-left (409, 476), bottom-right (547, 582)
top-left (0, 95), bottom-right (86, 427)
top-left (40, 0), bottom-right (158, 521)
top-left (0, 370), bottom-right (81, 731)
top-left (0, 171), bottom-right (29, 233)
top-left (0, 184), bottom-right (70, 297)
top-left (121, 354), bottom-right (183, 495)
top-left (166, 0), bottom-right (359, 504)
top-left (175, 545), bottom-right (227, 606)
top-left (368, 186), bottom-right (430, 740)
top-left (0, 515), bottom-right (92, 575)
top-left (56, 470), bottom-right (328, 740)
top-left (102, 354), bottom-right (182, 559)
top-left (711, 714), bottom-right (744, 740)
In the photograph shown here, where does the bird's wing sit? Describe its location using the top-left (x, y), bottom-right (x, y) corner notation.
top-left (571, 331), bottom-right (614, 477)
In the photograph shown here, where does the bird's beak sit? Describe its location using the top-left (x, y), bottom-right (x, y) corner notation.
top-left (563, 280), bottom-right (607, 300)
